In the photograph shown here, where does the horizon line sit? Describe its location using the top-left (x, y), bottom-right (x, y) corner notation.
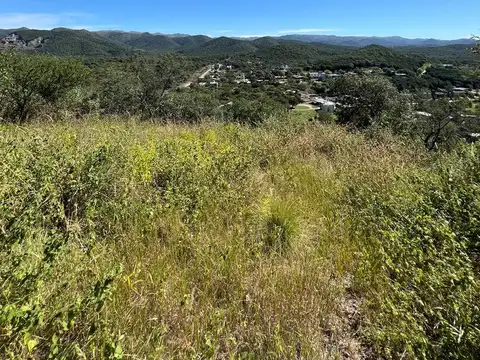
top-left (1, 26), bottom-right (475, 41)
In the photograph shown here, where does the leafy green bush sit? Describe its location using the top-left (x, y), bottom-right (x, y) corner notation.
top-left (350, 144), bottom-right (480, 359)
top-left (162, 91), bottom-right (220, 122)
top-left (0, 51), bottom-right (89, 122)
top-left (0, 132), bottom-right (125, 358)
top-left (332, 74), bottom-right (412, 130)
top-left (224, 98), bottom-right (282, 126)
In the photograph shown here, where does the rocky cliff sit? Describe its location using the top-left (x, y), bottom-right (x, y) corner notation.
top-left (0, 32), bottom-right (44, 50)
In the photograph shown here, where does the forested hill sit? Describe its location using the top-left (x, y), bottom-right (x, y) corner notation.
top-left (0, 28), bottom-right (215, 56)
top-left (275, 34), bottom-right (476, 47)
top-left (0, 28), bottom-right (475, 66)
top-left (99, 31), bottom-right (212, 52)
top-left (397, 44), bottom-right (478, 64)
top-left (0, 28), bottom-right (134, 57)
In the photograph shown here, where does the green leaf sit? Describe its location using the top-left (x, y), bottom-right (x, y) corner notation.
top-left (27, 338), bottom-right (38, 352)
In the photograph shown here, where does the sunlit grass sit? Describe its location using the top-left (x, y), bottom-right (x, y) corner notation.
top-left (1, 117), bottom-right (478, 359)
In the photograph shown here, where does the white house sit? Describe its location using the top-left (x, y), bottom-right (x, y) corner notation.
top-left (313, 97), bottom-right (336, 113)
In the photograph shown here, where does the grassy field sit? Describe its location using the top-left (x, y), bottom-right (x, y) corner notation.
top-left (294, 104), bottom-right (314, 110)
top-left (1, 116), bottom-right (479, 359)
top-left (291, 105), bottom-right (317, 122)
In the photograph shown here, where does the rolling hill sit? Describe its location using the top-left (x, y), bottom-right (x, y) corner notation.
top-left (96, 31), bottom-right (211, 52)
top-left (397, 44), bottom-right (478, 63)
top-left (0, 28), bottom-right (133, 57)
top-left (0, 28), bottom-right (476, 66)
top-left (121, 33), bottom-right (181, 52)
top-left (180, 36), bottom-right (259, 56)
top-left (274, 34), bottom-right (476, 47)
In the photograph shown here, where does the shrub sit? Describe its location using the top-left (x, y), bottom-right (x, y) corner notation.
top-left (0, 132), bottom-right (125, 358)
top-left (224, 98), bottom-right (281, 126)
top-left (0, 51), bottom-right (89, 122)
top-left (259, 198), bottom-right (298, 255)
top-left (350, 143), bottom-right (480, 359)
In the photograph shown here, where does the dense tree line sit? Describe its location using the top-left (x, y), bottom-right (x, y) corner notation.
top-left (0, 51), bottom-right (89, 122)
top-left (0, 51), bottom-right (288, 125)
top-left (331, 74), bottom-right (480, 150)
top-left (1, 49), bottom-right (478, 150)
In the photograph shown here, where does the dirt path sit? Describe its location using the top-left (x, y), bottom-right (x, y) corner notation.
top-left (178, 66), bottom-right (213, 88)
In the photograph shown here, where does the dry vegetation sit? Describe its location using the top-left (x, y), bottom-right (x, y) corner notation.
top-left (1, 116), bottom-right (479, 359)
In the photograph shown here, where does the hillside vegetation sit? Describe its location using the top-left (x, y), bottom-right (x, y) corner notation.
top-left (2, 28), bottom-right (476, 65)
top-left (0, 42), bottom-right (479, 359)
top-left (1, 118), bottom-right (479, 359)
top-left (12, 28), bottom-right (134, 57)
top-left (398, 44), bottom-right (479, 64)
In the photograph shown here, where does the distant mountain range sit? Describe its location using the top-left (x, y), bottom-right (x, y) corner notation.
top-left (0, 28), bottom-right (476, 63)
top-left (91, 31), bottom-right (477, 47)
top-left (270, 35), bottom-right (475, 47)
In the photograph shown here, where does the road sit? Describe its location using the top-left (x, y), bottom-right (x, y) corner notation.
top-left (178, 66), bottom-right (213, 89)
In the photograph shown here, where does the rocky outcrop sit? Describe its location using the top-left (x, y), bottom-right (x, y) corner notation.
top-left (0, 33), bottom-right (44, 50)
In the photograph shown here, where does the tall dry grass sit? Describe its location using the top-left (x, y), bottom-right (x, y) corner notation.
top-left (2, 116), bottom-right (477, 359)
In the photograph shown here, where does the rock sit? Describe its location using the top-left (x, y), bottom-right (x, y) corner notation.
top-left (0, 32), bottom-right (44, 50)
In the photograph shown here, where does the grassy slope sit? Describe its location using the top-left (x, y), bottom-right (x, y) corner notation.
top-left (1, 118), bottom-right (479, 359)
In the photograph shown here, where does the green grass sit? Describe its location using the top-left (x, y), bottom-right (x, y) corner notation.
top-left (291, 105), bottom-right (316, 122)
top-left (294, 104), bottom-right (313, 110)
top-left (418, 62), bottom-right (432, 75)
top-left (1, 117), bottom-right (479, 359)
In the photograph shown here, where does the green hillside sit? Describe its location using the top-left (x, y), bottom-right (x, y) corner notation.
top-left (397, 44), bottom-right (478, 64)
top-left (122, 33), bottom-right (181, 52)
top-left (96, 31), bottom-right (146, 43)
top-left (96, 31), bottom-right (211, 52)
top-left (324, 45), bottom-right (426, 70)
top-left (254, 41), bottom-right (351, 65)
top-left (0, 28), bottom-right (472, 68)
top-left (182, 36), bottom-right (258, 56)
top-left (252, 36), bottom-right (281, 47)
top-left (12, 28), bottom-right (133, 57)
top-left (173, 35), bottom-right (211, 47)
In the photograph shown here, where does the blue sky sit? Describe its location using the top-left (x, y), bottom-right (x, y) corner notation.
top-left (1, 0), bottom-right (479, 39)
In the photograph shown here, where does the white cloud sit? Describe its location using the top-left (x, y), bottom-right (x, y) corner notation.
top-left (0, 13), bottom-right (94, 29)
top-left (277, 28), bottom-right (338, 34)
top-left (216, 30), bottom-right (233, 34)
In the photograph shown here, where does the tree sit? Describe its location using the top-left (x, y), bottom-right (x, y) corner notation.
top-left (163, 91), bottom-right (220, 123)
top-left (224, 98), bottom-right (279, 126)
top-left (417, 98), bottom-right (468, 151)
top-left (331, 74), bottom-right (411, 129)
top-left (133, 54), bottom-right (189, 118)
top-left (0, 51), bottom-right (89, 122)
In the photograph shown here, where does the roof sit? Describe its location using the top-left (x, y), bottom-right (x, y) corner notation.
top-left (313, 97), bottom-right (336, 106)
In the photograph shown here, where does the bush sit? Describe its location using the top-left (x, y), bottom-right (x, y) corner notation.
top-left (0, 133), bottom-right (125, 357)
top-left (332, 74), bottom-right (413, 131)
top-left (162, 91), bottom-right (220, 122)
top-left (0, 51), bottom-right (89, 122)
top-left (350, 143), bottom-right (480, 359)
top-left (224, 98), bottom-right (282, 126)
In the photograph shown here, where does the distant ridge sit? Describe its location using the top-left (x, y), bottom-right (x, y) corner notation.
top-left (274, 34), bottom-right (476, 47)
top-left (0, 27), bottom-right (476, 64)
top-left (1, 27), bottom-right (475, 48)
